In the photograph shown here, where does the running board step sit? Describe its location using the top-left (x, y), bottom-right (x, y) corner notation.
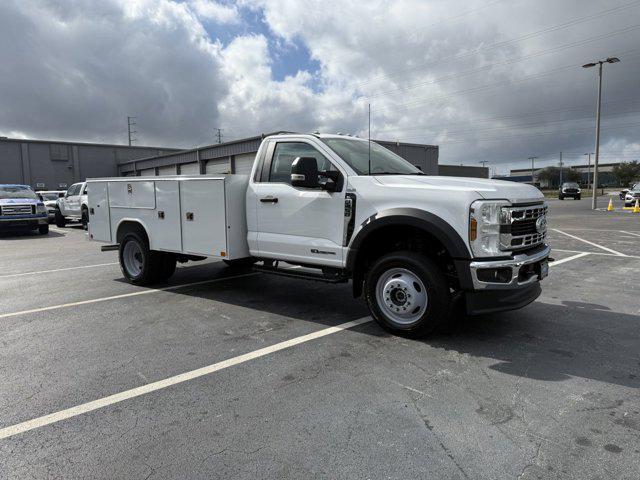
top-left (253, 265), bottom-right (348, 283)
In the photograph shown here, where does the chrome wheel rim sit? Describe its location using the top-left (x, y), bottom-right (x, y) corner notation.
top-left (123, 240), bottom-right (144, 277)
top-left (375, 267), bottom-right (428, 325)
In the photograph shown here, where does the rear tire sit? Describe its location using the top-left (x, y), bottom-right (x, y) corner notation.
top-left (364, 251), bottom-right (451, 338)
top-left (55, 209), bottom-right (66, 227)
top-left (119, 232), bottom-right (166, 285)
top-left (38, 224), bottom-right (49, 235)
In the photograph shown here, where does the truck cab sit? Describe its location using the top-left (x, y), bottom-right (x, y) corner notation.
top-left (0, 184), bottom-right (49, 235)
top-left (55, 181), bottom-right (89, 229)
top-left (88, 133), bottom-right (550, 337)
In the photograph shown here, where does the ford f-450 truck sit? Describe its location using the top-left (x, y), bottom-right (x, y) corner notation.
top-left (88, 133), bottom-right (549, 337)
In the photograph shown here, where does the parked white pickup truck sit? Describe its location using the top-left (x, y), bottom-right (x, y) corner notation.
top-left (56, 181), bottom-right (89, 229)
top-left (88, 133), bottom-right (549, 337)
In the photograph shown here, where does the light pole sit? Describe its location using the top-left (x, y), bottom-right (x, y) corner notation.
top-left (583, 57), bottom-right (620, 209)
top-left (584, 152), bottom-right (593, 193)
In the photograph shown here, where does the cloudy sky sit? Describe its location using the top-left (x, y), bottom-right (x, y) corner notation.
top-left (1, 0), bottom-right (639, 174)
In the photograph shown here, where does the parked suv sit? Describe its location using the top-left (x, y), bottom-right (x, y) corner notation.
top-left (559, 182), bottom-right (581, 200)
top-left (624, 183), bottom-right (640, 207)
top-left (0, 184), bottom-right (49, 235)
top-left (55, 182), bottom-right (89, 229)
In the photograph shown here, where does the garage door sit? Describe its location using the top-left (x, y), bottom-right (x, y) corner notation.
top-left (158, 165), bottom-right (177, 175)
top-left (179, 162), bottom-right (200, 175)
top-left (205, 158), bottom-right (231, 174)
top-left (234, 153), bottom-right (255, 175)
top-left (139, 168), bottom-right (156, 177)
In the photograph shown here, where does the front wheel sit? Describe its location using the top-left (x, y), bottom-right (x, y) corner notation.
top-left (55, 209), bottom-right (66, 227)
top-left (38, 224), bottom-right (49, 235)
top-left (81, 207), bottom-right (89, 230)
top-left (364, 251), bottom-right (451, 338)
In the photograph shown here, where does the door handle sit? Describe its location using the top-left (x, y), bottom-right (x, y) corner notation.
top-left (260, 197), bottom-right (278, 203)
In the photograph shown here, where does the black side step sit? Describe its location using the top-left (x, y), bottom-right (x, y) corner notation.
top-left (253, 264), bottom-right (348, 283)
top-left (101, 244), bottom-right (119, 252)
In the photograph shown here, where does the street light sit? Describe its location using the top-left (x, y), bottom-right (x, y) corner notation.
top-left (584, 152), bottom-right (594, 192)
top-left (582, 57), bottom-right (620, 209)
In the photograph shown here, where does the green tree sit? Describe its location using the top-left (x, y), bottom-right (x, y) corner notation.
top-left (537, 167), bottom-right (580, 187)
top-left (612, 161), bottom-right (640, 187)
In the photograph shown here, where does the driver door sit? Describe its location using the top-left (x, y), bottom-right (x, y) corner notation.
top-left (253, 140), bottom-right (347, 267)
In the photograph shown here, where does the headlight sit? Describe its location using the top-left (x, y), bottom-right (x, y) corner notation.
top-left (36, 203), bottom-right (47, 213)
top-left (469, 200), bottom-right (509, 257)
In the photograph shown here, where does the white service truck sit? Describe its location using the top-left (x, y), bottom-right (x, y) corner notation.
top-left (88, 133), bottom-right (550, 337)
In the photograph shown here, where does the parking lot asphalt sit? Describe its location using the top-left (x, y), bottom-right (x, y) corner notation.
top-left (1, 198), bottom-right (639, 480)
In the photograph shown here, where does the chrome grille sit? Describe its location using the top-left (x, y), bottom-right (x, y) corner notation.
top-left (0, 204), bottom-right (34, 216)
top-left (500, 203), bottom-right (547, 251)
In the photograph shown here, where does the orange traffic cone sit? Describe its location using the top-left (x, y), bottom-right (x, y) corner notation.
top-left (634, 199), bottom-right (640, 213)
top-left (607, 198), bottom-right (614, 211)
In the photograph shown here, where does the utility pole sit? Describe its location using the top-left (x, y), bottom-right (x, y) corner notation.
top-left (559, 152), bottom-right (563, 187)
top-left (584, 153), bottom-right (593, 192)
top-left (214, 128), bottom-right (223, 144)
top-left (528, 156), bottom-right (538, 185)
top-left (583, 56), bottom-right (620, 209)
top-left (478, 160), bottom-right (488, 167)
top-left (127, 116), bottom-right (137, 146)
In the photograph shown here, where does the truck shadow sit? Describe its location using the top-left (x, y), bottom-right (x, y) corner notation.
top-left (0, 230), bottom-right (65, 239)
top-left (155, 261), bottom-right (639, 390)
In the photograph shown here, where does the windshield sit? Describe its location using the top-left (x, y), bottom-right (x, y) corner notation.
top-left (39, 193), bottom-right (60, 201)
top-left (563, 182), bottom-right (579, 188)
top-left (0, 185), bottom-right (37, 200)
top-left (321, 138), bottom-right (422, 175)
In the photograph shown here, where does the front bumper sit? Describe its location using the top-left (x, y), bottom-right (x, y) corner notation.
top-left (455, 244), bottom-right (550, 315)
top-left (0, 214), bottom-right (48, 230)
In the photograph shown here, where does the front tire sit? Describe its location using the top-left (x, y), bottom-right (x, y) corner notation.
top-left (364, 251), bottom-right (451, 338)
top-left (575, 195), bottom-right (581, 200)
top-left (38, 224), bottom-right (49, 235)
top-left (81, 207), bottom-right (89, 230)
top-left (55, 209), bottom-right (66, 227)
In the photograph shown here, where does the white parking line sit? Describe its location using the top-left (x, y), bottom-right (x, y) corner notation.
top-left (553, 248), bottom-right (640, 259)
top-left (0, 316), bottom-right (371, 440)
top-left (549, 252), bottom-right (590, 266)
top-left (0, 272), bottom-right (259, 320)
top-left (0, 263), bottom-right (119, 279)
top-left (551, 229), bottom-right (627, 256)
top-left (620, 230), bottom-right (640, 238)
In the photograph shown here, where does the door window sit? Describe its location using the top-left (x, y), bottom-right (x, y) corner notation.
top-left (269, 142), bottom-right (335, 184)
top-left (66, 184), bottom-right (80, 196)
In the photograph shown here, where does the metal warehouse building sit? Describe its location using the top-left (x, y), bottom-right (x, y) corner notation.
top-left (0, 137), bottom-right (179, 190)
top-left (118, 134), bottom-right (441, 177)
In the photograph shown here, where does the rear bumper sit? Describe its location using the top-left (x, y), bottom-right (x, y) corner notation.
top-left (455, 244), bottom-right (550, 315)
top-left (0, 215), bottom-right (48, 229)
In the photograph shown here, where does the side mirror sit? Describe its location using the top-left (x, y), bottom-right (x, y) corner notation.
top-left (291, 157), bottom-right (319, 188)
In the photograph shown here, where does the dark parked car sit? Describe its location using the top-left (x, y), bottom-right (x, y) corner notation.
top-left (559, 182), bottom-right (581, 200)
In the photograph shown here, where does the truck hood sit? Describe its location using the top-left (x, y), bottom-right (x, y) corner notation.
top-left (0, 197), bottom-right (40, 206)
top-left (373, 175), bottom-right (543, 203)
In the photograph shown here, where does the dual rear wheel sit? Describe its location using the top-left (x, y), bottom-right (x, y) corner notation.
top-left (119, 232), bottom-right (176, 285)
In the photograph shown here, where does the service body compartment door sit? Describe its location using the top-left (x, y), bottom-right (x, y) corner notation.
top-left (88, 181), bottom-right (111, 242)
top-left (152, 180), bottom-right (182, 252)
top-left (109, 181), bottom-right (156, 209)
top-left (180, 179), bottom-right (227, 256)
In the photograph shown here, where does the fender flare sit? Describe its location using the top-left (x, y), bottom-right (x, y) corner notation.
top-left (345, 207), bottom-right (471, 272)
